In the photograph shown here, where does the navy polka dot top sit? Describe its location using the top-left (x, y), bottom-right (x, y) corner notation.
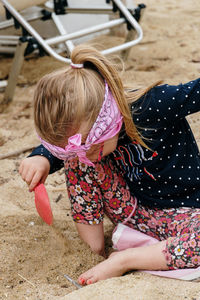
top-left (112, 79), bottom-right (200, 208)
top-left (30, 79), bottom-right (200, 208)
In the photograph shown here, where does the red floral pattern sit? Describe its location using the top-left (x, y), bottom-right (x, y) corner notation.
top-left (130, 205), bottom-right (200, 270)
top-left (65, 157), bottom-right (136, 225)
top-left (65, 157), bottom-right (200, 270)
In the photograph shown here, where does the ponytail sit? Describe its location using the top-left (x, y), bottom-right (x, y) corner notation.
top-left (71, 45), bottom-right (147, 147)
top-left (34, 44), bottom-right (159, 148)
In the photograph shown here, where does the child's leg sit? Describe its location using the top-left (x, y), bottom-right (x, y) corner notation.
top-left (127, 205), bottom-right (198, 241)
top-left (129, 206), bottom-right (200, 270)
top-left (164, 211), bottom-right (200, 269)
top-left (78, 240), bottom-right (168, 285)
top-left (79, 207), bottom-right (200, 284)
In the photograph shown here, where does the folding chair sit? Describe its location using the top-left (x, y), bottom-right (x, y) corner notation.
top-left (0, 0), bottom-right (145, 108)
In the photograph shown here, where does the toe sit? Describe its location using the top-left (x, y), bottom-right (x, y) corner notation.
top-left (78, 276), bottom-right (86, 285)
top-left (78, 270), bottom-right (93, 285)
top-left (86, 275), bottom-right (98, 285)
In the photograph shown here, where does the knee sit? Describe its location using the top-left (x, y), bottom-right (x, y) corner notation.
top-left (89, 244), bottom-right (105, 257)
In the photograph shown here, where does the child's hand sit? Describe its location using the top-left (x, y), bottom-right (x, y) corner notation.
top-left (19, 156), bottom-right (50, 192)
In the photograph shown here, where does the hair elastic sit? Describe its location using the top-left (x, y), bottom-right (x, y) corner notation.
top-left (70, 62), bottom-right (84, 69)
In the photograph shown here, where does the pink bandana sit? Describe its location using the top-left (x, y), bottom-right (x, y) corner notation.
top-left (38, 81), bottom-right (123, 166)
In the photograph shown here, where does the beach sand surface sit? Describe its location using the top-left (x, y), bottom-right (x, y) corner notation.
top-left (0, 0), bottom-right (200, 299)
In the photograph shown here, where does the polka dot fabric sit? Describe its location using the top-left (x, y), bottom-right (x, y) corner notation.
top-left (113, 79), bottom-right (200, 208)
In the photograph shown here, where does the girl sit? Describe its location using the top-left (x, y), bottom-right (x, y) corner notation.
top-left (19, 45), bottom-right (200, 285)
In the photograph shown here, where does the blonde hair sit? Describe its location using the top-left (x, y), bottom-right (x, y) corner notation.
top-left (34, 45), bottom-right (160, 147)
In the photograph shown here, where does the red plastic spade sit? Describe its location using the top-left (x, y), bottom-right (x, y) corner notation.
top-left (34, 183), bottom-right (53, 225)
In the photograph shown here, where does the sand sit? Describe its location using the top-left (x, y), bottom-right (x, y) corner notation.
top-left (0, 0), bottom-right (200, 299)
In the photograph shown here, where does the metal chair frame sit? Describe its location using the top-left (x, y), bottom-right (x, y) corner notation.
top-left (0, 0), bottom-right (145, 106)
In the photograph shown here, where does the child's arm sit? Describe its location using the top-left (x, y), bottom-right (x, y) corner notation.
top-left (149, 79), bottom-right (200, 122)
top-left (75, 222), bottom-right (105, 257)
top-left (28, 144), bottom-right (64, 174)
top-left (19, 144), bottom-right (64, 191)
top-left (19, 155), bottom-right (50, 191)
top-left (132, 78), bottom-right (200, 130)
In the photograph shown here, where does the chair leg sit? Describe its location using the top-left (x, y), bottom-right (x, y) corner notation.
top-left (1, 40), bottom-right (27, 109)
top-left (121, 30), bottom-right (136, 61)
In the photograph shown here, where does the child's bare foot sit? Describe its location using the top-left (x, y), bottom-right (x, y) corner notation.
top-left (78, 241), bottom-right (168, 285)
top-left (78, 249), bottom-right (132, 285)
